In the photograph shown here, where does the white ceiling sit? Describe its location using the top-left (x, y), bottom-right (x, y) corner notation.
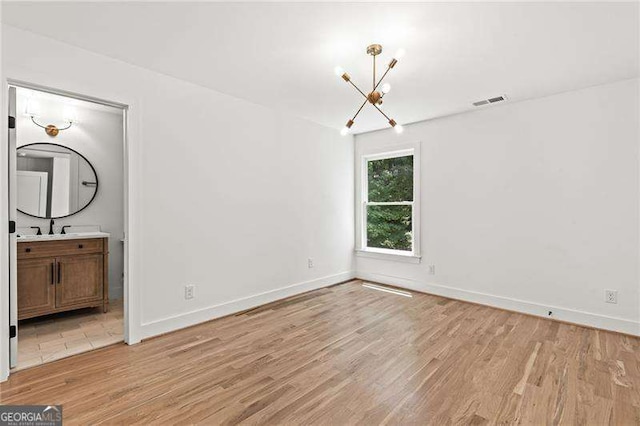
top-left (3, 2), bottom-right (638, 133)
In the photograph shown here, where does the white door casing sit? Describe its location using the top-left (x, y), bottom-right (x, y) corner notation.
top-left (8, 86), bottom-right (18, 369)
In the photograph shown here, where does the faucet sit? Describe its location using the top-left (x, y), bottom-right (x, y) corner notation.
top-left (30, 226), bottom-right (42, 235)
top-left (61, 226), bottom-right (71, 235)
top-left (48, 219), bottom-right (55, 235)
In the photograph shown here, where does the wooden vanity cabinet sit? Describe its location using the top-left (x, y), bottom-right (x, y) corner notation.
top-left (17, 258), bottom-right (56, 319)
top-left (17, 238), bottom-right (109, 320)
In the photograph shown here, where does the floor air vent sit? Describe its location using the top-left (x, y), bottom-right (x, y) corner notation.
top-left (362, 283), bottom-right (413, 298)
top-left (473, 95), bottom-right (507, 107)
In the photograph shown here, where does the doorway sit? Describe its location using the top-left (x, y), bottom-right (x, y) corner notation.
top-left (8, 84), bottom-right (128, 371)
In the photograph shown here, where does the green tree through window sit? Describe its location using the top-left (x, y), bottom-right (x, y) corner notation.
top-left (366, 155), bottom-right (413, 251)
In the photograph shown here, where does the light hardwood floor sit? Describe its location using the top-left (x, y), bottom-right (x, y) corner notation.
top-left (1, 280), bottom-right (639, 424)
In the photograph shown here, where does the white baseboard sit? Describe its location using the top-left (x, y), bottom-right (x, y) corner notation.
top-left (357, 272), bottom-right (640, 336)
top-left (139, 271), bottom-right (356, 341)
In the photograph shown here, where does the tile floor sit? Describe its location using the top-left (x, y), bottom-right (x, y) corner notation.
top-left (15, 301), bottom-right (123, 370)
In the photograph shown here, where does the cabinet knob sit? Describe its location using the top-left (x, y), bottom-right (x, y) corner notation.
top-left (25, 248), bottom-right (31, 253)
top-left (78, 244), bottom-right (84, 249)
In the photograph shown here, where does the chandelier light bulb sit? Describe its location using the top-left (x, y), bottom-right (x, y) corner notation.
top-left (394, 124), bottom-right (404, 134)
top-left (381, 83), bottom-right (391, 94)
top-left (334, 66), bottom-right (345, 77)
top-left (340, 126), bottom-right (350, 136)
top-left (25, 98), bottom-right (41, 118)
top-left (63, 106), bottom-right (79, 123)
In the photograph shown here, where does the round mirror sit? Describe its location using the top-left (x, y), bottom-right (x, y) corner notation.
top-left (16, 143), bottom-right (98, 219)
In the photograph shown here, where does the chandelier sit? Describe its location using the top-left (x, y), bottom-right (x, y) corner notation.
top-left (336, 44), bottom-right (405, 135)
top-left (25, 98), bottom-right (77, 137)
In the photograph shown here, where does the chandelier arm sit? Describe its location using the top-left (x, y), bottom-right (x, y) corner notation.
top-left (30, 116), bottom-right (48, 130)
top-left (347, 80), bottom-right (369, 101)
top-left (374, 65), bottom-right (393, 92)
top-left (351, 99), bottom-right (368, 122)
top-left (372, 103), bottom-right (393, 122)
top-left (30, 116), bottom-right (73, 131)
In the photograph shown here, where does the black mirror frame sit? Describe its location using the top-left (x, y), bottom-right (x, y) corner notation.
top-left (16, 142), bottom-right (99, 220)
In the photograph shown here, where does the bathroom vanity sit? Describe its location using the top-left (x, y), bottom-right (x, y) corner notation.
top-left (17, 232), bottom-right (109, 320)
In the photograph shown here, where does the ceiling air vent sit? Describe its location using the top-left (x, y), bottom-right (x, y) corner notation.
top-left (473, 95), bottom-right (507, 107)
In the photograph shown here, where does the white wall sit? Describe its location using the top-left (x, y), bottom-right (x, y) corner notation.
top-left (356, 79), bottom-right (640, 335)
top-left (14, 91), bottom-right (125, 299)
top-left (1, 24), bottom-right (355, 352)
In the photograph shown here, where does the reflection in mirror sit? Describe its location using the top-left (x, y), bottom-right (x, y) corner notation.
top-left (16, 143), bottom-right (98, 219)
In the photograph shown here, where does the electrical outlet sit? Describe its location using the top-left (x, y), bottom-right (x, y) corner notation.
top-left (308, 258), bottom-right (314, 268)
top-left (428, 265), bottom-right (436, 275)
top-left (185, 285), bottom-right (195, 300)
top-left (605, 289), bottom-right (617, 304)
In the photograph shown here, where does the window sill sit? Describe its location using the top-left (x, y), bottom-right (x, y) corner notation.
top-left (355, 249), bottom-right (422, 264)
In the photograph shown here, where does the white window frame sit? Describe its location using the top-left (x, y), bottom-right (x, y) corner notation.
top-left (356, 143), bottom-right (421, 263)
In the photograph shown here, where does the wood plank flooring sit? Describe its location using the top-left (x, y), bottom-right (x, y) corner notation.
top-left (1, 280), bottom-right (640, 424)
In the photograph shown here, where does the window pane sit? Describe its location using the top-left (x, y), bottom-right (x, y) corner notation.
top-left (368, 155), bottom-right (413, 202)
top-left (367, 204), bottom-right (412, 251)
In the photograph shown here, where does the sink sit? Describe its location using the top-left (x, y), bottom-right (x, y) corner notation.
top-left (17, 231), bottom-right (110, 242)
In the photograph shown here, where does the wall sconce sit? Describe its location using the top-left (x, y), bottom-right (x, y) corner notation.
top-left (25, 98), bottom-right (77, 137)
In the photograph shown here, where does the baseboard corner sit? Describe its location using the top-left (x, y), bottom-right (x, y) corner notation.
top-left (356, 272), bottom-right (640, 337)
top-left (138, 270), bottom-right (356, 341)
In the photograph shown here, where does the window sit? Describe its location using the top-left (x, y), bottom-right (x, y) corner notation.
top-left (357, 145), bottom-right (420, 261)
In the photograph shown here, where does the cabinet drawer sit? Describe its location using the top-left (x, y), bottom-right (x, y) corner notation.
top-left (18, 238), bottom-right (104, 259)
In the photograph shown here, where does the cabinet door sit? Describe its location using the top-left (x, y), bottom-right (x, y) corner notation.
top-left (56, 254), bottom-right (104, 308)
top-left (18, 258), bottom-right (56, 320)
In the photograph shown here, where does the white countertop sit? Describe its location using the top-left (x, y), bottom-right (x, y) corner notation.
top-left (17, 232), bottom-right (110, 242)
